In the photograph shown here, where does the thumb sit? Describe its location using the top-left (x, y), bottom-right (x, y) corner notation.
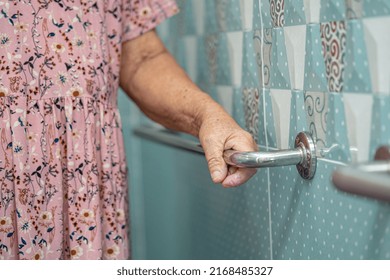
top-left (201, 138), bottom-right (228, 183)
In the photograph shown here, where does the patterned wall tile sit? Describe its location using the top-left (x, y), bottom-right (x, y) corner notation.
top-left (363, 0), bottom-right (390, 18)
top-left (343, 93), bottom-right (373, 162)
top-left (284, 25), bottom-right (307, 90)
top-left (253, 28), bottom-right (273, 88)
top-left (215, 0), bottom-right (242, 32)
top-left (242, 87), bottom-right (260, 144)
top-left (216, 86), bottom-right (234, 116)
top-left (216, 33), bottom-right (233, 85)
top-left (183, 36), bottom-right (198, 82)
top-left (192, 0), bottom-right (206, 35)
top-left (176, 0), bottom-right (196, 36)
top-left (320, 0), bottom-right (346, 22)
top-left (325, 93), bottom-right (351, 162)
top-left (270, 0), bottom-right (285, 27)
top-left (370, 95), bottom-right (390, 159)
top-left (346, 0), bottom-right (363, 19)
top-left (303, 0), bottom-right (321, 23)
top-left (240, 0), bottom-right (254, 31)
top-left (204, 1), bottom-right (219, 35)
top-left (270, 28), bottom-right (291, 89)
top-left (270, 89), bottom-right (292, 149)
top-left (344, 20), bottom-right (372, 93)
top-left (363, 17), bottom-right (390, 94)
top-left (304, 24), bottom-right (328, 92)
top-left (196, 37), bottom-right (211, 92)
top-left (270, 160), bottom-right (390, 260)
top-left (304, 91), bottom-right (328, 151)
top-left (263, 88), bottom-right (278, 148)
top-left (284, 0), bottom-right (306, 26)
top-left (289, 90), bottom-right (308, 148)
top-left (226, 32), bottom-right (244, 87)
top-left (205, 34), bottom-right (218, 85)
top-left (320, 21), bottom-right (347, 93)
top-left (241, 30), bottom-right (265, 145)
top-left (257, 0), bottom-right (273, 28)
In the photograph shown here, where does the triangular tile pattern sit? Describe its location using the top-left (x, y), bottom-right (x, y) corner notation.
top-left (226, 32), bottom-right (244, 87)
top-left (216, 0), bottom-right (242, 32)
top-left (216, 86), bottom-right (235, 116)
top-left (192, 0), bottom-right (206, 35)
top-left (326, 93), bottom-right (351, 162)
top-left (196, 37), bottom-right (211, 92)
top-left (363, 17), bottom-right (390, 94)
top-left (304, 24), bottom-right (328, 92)
top-left (240, 0), bottom-right (254, 31)
top-left (320, 21), bottom-right (347, 93)
top-left (270, 28), bottom-right (291, 89)
top-left (204, 1), bottom-right (219, 35)
top-left (270, 89), bottom-right (292, 149)
top-left (363, 0), bottom-right (390, 17)
top-left (343, 93), bottom-right (373, 162)
top-left (176, 0), bottom-right (197, 36)
top-left (344, 20), bottom-right (372, 92)
top-left (263, 88), bottom-right (278, 148)
top-left (216, 33), bottom-right (233, 86)
top-left (320, 0), bottom-right (346, 22)
top-left (284, 0), bottom-right (306, 26)
top-left (370, 95), bottom-right (390, 159)
top-left (252, 0), bottom-right (263, 30)
top-left (259, 0), bottom-right (273, 28)
top-left (284, 25), bottom-right (307, 90)
top-left (242, 32), bottom-right (260, 88)
top-left (289, 90), bottom-right (308, 148)
top-left (303, 0), bottom-right (321, 23)
top-left (346, 0), bottom-right (363, 19)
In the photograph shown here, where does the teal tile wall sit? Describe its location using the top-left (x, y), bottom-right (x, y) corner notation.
top-left (121, 0), bottom-right (390, 259)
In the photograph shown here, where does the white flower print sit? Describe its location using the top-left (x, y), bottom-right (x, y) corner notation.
top-left (0, 86), bottom-right (8, 97)
top-left (51, 42), bottom-right (66, 53)
top-left (0, 216), bottom-right (12, 230)
top-left (115, 209), bottom-right (126, 223)
top-left (14, 22), bottom-right (29, 33)
top-left (39, 211), bottom-right (53, 226)
top-left (105, 244), bottom-right (120, 259)
top-left (32, 250), bottom-right (44, 260)
top-left (80, 209), bottom-right (95, 223)
top-left (70, 245), bottom-right (83, 259)
top-left (66, 86), bottom-right (83, 97)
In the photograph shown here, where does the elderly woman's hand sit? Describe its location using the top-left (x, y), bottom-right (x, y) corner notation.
top-left (120, 30), bottom-right (257, 187)
top-left (198, 108), bottom-right (258, 188)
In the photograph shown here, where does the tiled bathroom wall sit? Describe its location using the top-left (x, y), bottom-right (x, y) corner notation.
top-left (121, 0), bottom-right (390, 259)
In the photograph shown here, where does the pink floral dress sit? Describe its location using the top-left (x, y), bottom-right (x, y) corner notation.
top-left (0, 0), bottom-right (178, 260)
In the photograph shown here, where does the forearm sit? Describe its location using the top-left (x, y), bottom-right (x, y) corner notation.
top-left (119, 32), bottom-right (233, 137)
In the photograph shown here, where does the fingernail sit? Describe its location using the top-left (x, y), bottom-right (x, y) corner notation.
top-left (212, 170), bottom-right (222, 182)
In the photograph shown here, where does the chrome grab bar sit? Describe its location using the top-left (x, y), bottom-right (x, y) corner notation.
top-left (332, 146), bottom-right (390, 202)
top-left (134, 126), bottom-right (317, 180)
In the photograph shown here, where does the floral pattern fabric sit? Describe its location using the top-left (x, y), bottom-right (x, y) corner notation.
top-left (0, 0), bottom-right (178, 260)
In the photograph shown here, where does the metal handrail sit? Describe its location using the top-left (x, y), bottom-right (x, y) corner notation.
top-left (332, 146), bottom-right (390, 202)
top-left (134, 126), bottom-right (317, 179)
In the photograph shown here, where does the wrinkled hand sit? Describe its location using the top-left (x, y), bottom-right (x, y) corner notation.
top-left (198, 115), bottom-right (258, 188)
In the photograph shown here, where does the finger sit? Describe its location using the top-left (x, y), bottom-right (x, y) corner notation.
top-left (222, 168), bottom-right (257, 188)
top-left (201, 138), bottom-right (228, 183)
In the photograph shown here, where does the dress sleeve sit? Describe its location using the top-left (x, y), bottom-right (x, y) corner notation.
top-left (121, 0), bottom-right (179, 42)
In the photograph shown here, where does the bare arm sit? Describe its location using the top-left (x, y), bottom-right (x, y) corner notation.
top-left (120, 30), bottom-right (257, 187)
